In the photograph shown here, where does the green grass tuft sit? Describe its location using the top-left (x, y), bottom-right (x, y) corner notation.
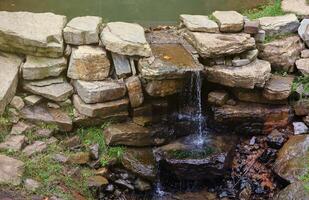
top-left (292, 75), bottom-right (309, 97)
top-left (243, 0), bottom-right (284, 20)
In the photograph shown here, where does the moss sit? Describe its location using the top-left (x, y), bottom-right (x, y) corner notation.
top-left (243, 0), bottom-right (284, 20)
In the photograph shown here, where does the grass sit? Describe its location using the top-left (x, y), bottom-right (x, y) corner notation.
top-left (243, 0), bottom-right (284, 20)
top-left (292, 75), bottom-right (309, 97)
top-left (0, 108), bottom-right (12, 143)
top-left (264, 33), bottom-right (295, 43)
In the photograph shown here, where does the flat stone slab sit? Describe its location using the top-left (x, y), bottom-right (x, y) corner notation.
top-left (68, 45), bottom-right (111, 81)
top-left (296, 58), bottom-right (309, 75)
top-left (64, 16), bottom-right (102, 45)
top-left (0, 155), bottom-right (24, 186)
top-left (72, 79), bottom-right (127, 104)
top-left (263, 75), bottom-right (294, 101)
top-left (101, 22), bottom-right (152, 57)
top-left (282, 0), bottom-right (309, 17)
top-left (22, 56), bottom-right (67, 80)
top-left (0, 52), bottom-right (22, 115)
top-left (180, 14), bottom-right (219, 32)
top-left (204, 59), bottom-right (271, 89)
top-left (73, 94), bottom-right (129, 118)
top-left (185, 32), bottom-right (255, 58)
top-left (212, 11), bottom-right (244, 33)
top-left (259, 14), bottom-right (299, 36)
top-left (0, 11), bottom-right (66, 58)
top-left (233, 88), bottom-right (286, 104)
top-left (23, 77), bottom-right (73, 102)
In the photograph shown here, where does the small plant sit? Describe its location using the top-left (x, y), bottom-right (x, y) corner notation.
top-left (100, 146), bottom-right (125, 167)
top-left (243, 0), bottom-right (284, 20)
top-left (264, 33), bottom-right (294, 44)
top-left (292, 75), bottom-right (309, 97)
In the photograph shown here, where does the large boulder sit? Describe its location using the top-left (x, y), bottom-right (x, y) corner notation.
top-left (72, 79), bottom-right (126, 104)
top-left (185, 32), bottom-right (255, 58)
top-left (204, 59), bottom-right (271, 89)
top-left (258, 35), bottom-right (304, 72)
top-left (298, 19), bottom-right (309, 47)
top-left (144, 79), bottom-right (184, 97)
top-left (0, 11), bottom-right (66, 58)
top-left (274, 135), bottom-right (309, 183)
top-left (274, 181), bottom-right (309, 200)
top-left (0, 155), bottom-right (24, 186)
top-left (67, 45), bottom-right (111, 81)
top-left (63, 16), bottom-right (102, 45)
top-left (180, 14), bottom-right (219, 33)
top-left (296, 58), bottom-right (309, 75)
top-left (101, 22), bottom-right (152, 57)
top-left (0, 52), bottom-right (22, 115)
top-left (282, 0), bottom-right (309, 17)
top-left (212, 11), bottom-right (244, 33)
top-left (263, 75), bottom-right (294, 100)
top-left (22, 56), bottom-right (67, 80)
top-left (259, 14), bottom-right (300, 36)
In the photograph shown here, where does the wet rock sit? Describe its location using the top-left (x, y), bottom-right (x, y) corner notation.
top-left (134, 178), bottom-right (151, 191)
top-left (64, 16), bottom-right (102, 45)
top-left (0, 135), bottom-right (27, 151)
top-left (244, 20), bottom-right (260, 34)
top-left (274, 135), bottom-right (309, 183)
top-left (22, 141), bottom-right (47, 157)
top-left (0, 155), bottom-right (24, 185)
top-left (154, 134), bottom-right (238, 181)
top-left (267, 129), bottom-right (287, 149)
top-left (144, 79), bottom-right (184, 97)
top-left (101, 22), bottom-right (151, 57)
top-left (180, 14), bottom-right (218, 32)
top-left (111, 53), bottom-right (132, 78)
top-left (212, 11), bottom-right (244, 33)
top-left (185, 32), bottom-right (255, 58)
top-left (258, 35), bottom-right (304, 72)
top-left (73, 79), bottom-right (126, 104)
top-left (294, 99), bottom-right (309, 116)
top-left (0, 53), bottom-right (22, 115)
top-left (132, 104), bottom-right (153, 126)
top-left (282, 0), bottom-right (309, 17)
top-left (24, 95), bottom-right (43, 106)
top-left (293, 122), bottom-right (308, 135)
top-left (21, 104), bottom-right (73, 132)
top-left (258, 148), bottom-right (277, 163)
top-left (125, 76), bottom-right (144, 108)
top-left (121, 148), bottom-right (156, 181)
top-left (205, 59), bottom-right (271, 89)
top-left (23, 77), bottom-right (73, 102)
top-left (208, 91), bottom-right (229, 106)
top-left (114, 179), bottom-right (134, 190)
top-left (87, 176), bottom-right (109, 188)
top-left (67, 45), bottom-right (111, 81)
top-left (296, 58), bottom-right (309, 75)
top-left (274, 181), bottom-right (309, 200)
top-left (22, 56), bottom-right (67, 80)
top-left (73, 95), bottom-right (129, 118)
top-left (263, 75), bottom-right (294, 100)
top-left (0, 11), bottom-right (66, 57)
top-left (68, 152), bottom-right (91, 165)
top-left (259, 14), bottom-right (299, 36)
top-left (24, 178), bottom-right (40, 191)
top-left (10, 96), bottom-right (25, 111)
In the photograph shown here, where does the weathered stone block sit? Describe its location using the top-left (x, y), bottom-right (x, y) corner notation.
top-left (180, 14), bottom-right (219, 33)
top-left (212, 11), bottom-right (244, 33)
top-left (125, 76), bottom-right (144, 108)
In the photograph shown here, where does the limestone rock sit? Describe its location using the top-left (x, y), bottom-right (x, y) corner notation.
top-left (64, 16), bottom-right (102, 45)
top-left (0, 11), bottom-right (66, 58)
top-left (274, 181), bottom-right (309, 200)
top-left (101, 22), bottom-right (151, 57)
top-left (282, 0), bottom-right (309, 17)
top-left (212, 11), bottom-right (244, 32)
top-left (185, 32), bottom-right (255, 58)
top-left (73, 95), bottom-right (129, 118)
top-left (296, 58), bottom-right (309, 75)
top-left (145, 79), bottom-right (184, 97)
top-left (22, 141), bottom-right (47, 157)
top-left (204, 59), bottom-right (271, 89)
top-left (208, 91), bottom-right (229, 106)
top-left (125, 76), bottom-right (144, 108)
top-left (298, 19), bottom-right (309, 47)
top-left (258, 36), bottom-right (304, 72)
top-left (180, 14), bottom-right (219, 32)
top-left (10, 96), bottom-right (25, 111)
top-left (67, 45), bottom-right (111, 81)
top-left (263, 75), bottom-right (294, 100)
top-left (23, 77), bottom-right (73, 102)
top-left (274, 135), bottom-right (309, 183)
top-left (22, 56), bottom-right (67, 80)
top-left (0, 135), bottom-right (27, 151)
top-left (0, 53), bottom-right (22, 115)
top-left (0, 155), bottom-right (24, 185)
top-left (72, 79), bottom-right (126, 104)
top-left (259, 14), bottom-right (299, 36)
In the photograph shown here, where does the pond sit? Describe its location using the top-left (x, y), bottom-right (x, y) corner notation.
top-left (0, 0), bottom-right (266, 26)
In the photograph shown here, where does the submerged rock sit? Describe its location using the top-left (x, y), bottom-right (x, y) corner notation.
top-left (212, 11), bottom-right (244, 33)
top-left (0, 155), bottom-right (24, 186)
top-left (180, 14), bottom-right (219, 33)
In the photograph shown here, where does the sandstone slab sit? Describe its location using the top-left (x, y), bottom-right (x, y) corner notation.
top-left (282, 0), bottom-right (309, 17)
top-left (180, 14), bottom-right (219, 32)
top-left (144, 79), bottom-right (184, 97)
top-left (212, 11), bottom-right (244, 32)
top-left (125, 76), bottom-right (144, 108)
top-left (0, 11), bottom-right (66, 57)
top-left (296, 58), bottom-right (309, 75)
top-left (263, 75), bottom-right (294, 100)
top-left (0, 155), bottom-right (24, 186)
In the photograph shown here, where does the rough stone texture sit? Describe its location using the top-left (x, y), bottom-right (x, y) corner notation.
top-left (111, 53), bottom-right (132, 78)
top-left (180, 14), bottom-right (219, 33)
top-left (263, 75), bottom-right (294, 100)
top-left (204, 59), bottom-right (271, 89)
top-left (101, 22), bottom-right (152, 57)
top-left (68, 152), bottom-right (91, 164)
top-left (0, 155), bottom-right (24, 186)
top-left (258, 36), bottom-right (304, 72)
top-left (88, 176), bottom-right (109, 188)
top-left (298, 19), bottom-right (309, 47)
top-left (125, 76), bottom-right (144, 108)
top-left (301, 49), bottom-right (309, 58)
top-left (24, 178), bottom-right (40, 191)
top-left (22, 141), bottom-right (47, 157)
top-left (293, 122), bottom-right (308, 135)
top-left (10, 96), bottom-right (25, 111)
top-left (185, 32), bottom-right (255, 58)
top-left (208, 91), bottom-right (229, 106)
top-left (259, 14), bottom-right (300, 36)
top-left (21, 104), bottom-right (73, 132)
top-left (132, 104), bottom-right (153, 126)
top-left (274, 135), bottom-right (309, 183)
top-left (67, 45), bottom-right (110, 81)
top-left (22, 56), bottom-right (67, 80)
top-left (296, 58), bottom-right (309, 75)
top-left (72, 79), bottom-right (126, 104)
top-left (244, 20), bottom-right (260, 34)
top-left (73, 95), bottom-right (129, 118)
top-left (10, 121), bottom-right (33, 135)
top-left (212, 11), bottom-right (244, 33)
top-left (294, 99), bottom-right (309, 116)
top-left (0, 11), bottom-right (66, 58)
top-left (274, 181), bottom-right (309, 200)
top-left (0, 53), bottom-right (22, 115)
top-left (233, 89), bottom-right (286, 105)
top-left (24, 95), bottom-right (43, 106)
top-left (144, 79), bottom-right (184, 97)
top-left (23, 77), bottom-right (73, 102)
top-left (64, 16), bottom-right (102, 45)
top-left (282, 0), bottom-right (309, 17)
top-left (0, 135), bottom-right (27, 151)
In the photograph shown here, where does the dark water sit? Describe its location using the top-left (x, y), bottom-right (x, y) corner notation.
top-left (0, 0), bottom-right (266, 25)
